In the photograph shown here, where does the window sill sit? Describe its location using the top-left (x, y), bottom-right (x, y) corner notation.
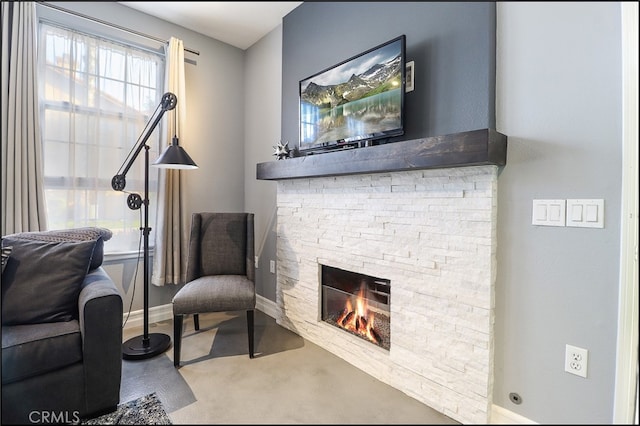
top-left (103, 250), bottom-right (154, 264)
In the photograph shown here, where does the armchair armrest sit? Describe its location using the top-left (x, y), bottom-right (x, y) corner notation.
top-left (78, 267), bottom-right (123, 415)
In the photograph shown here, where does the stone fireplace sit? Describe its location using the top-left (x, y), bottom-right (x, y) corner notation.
top-left (257, 130), bottom-right (505, 424)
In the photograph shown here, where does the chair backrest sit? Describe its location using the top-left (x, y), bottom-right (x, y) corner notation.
top-left (186, 212), bottom-right (254, 282)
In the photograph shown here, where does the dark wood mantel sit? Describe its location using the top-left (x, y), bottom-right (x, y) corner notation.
top-left (256, 128), bottom-right (507, 181)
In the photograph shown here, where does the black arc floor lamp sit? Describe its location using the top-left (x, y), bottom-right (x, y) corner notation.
top-left (112, 92), bottom-right (197, 360)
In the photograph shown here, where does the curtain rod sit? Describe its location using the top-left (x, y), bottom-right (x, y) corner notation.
top-left (37, 2), bottom-right (200, 56)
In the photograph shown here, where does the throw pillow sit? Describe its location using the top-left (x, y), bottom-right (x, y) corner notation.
top-left (2, 227), bottom-right (112, 270)
top-left (1, 238), bottom-right (97, 325)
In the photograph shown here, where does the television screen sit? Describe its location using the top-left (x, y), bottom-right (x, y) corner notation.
top-left (299, 35), bottom-right (406, 154)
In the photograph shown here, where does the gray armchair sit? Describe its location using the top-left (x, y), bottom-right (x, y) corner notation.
top-left (1, 228), bottom-right (123, 424)
top-left (172, 212), bottom-right (255, 367)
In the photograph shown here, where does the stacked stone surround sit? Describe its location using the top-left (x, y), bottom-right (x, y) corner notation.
top-left (274, 165), bottom-right (497, 424)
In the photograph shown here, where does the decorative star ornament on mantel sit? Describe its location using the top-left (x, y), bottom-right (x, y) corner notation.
top-left (272, 140), bottom-right (291, 160)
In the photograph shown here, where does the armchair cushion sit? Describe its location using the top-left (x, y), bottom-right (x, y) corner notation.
top-left (173, 275), bottom-right (256, 315)
top-left (1, 238), bottom-right (97, 325)
top-left (1, 320), bottom-right (82, 384)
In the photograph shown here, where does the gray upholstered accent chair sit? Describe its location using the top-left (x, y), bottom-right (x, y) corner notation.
top-left (172, 212), bottom-right (255, 367)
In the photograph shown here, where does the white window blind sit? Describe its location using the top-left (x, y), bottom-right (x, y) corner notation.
top-left (38, 22), bottom-right (165, 253)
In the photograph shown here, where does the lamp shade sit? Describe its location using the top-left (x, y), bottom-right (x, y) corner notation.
top-left (153, 136), bottom-right (198, 169)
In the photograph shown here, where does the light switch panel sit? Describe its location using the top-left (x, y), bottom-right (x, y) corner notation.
top-left (532, 199), bottom-right (566, 226)
top-left (566, 199), bottom-right (604, 228)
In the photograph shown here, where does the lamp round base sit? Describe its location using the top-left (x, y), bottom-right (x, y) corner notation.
top-left (122, 333), bottom-right (171, 360)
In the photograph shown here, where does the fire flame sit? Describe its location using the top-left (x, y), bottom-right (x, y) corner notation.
top-left (335, 284), bottom-right (380, 344)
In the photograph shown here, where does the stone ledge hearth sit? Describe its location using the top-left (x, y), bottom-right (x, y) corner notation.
top-left (272, 165), bottom-right (497, 424)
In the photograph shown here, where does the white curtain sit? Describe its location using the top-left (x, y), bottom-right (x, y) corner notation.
top-left (152, 37), bottom-right (189, 286)
top-left (1, 1), bottom-right (48, 235)
top-left (37, 23), bottom-right (164, 252)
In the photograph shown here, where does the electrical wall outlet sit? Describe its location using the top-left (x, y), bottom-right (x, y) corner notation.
top-left (565, 344), bottom-right (588, 378)
top-left (269, 260), bottom-right (276, 274)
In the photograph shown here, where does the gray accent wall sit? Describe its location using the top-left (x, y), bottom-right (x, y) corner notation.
top-left (281, 2), bottom-right (497, 147)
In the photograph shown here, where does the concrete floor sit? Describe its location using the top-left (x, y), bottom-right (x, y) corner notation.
top-left (121, 310), bottom-right (459, 424)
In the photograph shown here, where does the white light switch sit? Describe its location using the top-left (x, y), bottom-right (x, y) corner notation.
top-left (532, 199), bottom-right (566, 226)
top-left (566, 199), bottom-right (604, 228)
top-left (585, 204), bottom-right (599, 222)
top-left (534, 203), bottom-right (548, 221)
top-left (570, 204), bottom-right (583, 222)
top-left (549, 204), bottom-right (563, 222)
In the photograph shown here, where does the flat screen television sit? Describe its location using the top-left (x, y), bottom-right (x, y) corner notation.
top-left (299, 35), bottom-right (406, 154)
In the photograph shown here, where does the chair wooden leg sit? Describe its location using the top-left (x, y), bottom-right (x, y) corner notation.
top-left (174, 315), bottom-right (183, 367)
top-left (247, 310), bottom-right (254, 358)
top-left (193, 313), bottom-right (200, 331)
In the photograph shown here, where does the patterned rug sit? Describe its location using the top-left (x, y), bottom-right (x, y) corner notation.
top-left (81, 393), bottom-right (172, 424)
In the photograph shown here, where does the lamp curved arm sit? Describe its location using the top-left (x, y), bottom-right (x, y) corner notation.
top-left (111, 92), bottom-right (177, 191)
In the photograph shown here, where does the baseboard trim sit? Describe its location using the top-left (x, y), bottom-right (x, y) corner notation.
top-left (122, 303), bottom-right (173, 329)
top-left (123, 296), bottom-right (279, 329)
top-left (256, 294), bottom-right (278, 319)
top-left (491, 404), bottom-right (537, 424)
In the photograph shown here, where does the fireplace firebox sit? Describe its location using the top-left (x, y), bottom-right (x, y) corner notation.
top-left (321, 265), bottom-right (390, 350)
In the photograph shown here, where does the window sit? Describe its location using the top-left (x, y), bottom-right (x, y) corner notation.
top-left (38, 23), bottom-right (165, 253)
